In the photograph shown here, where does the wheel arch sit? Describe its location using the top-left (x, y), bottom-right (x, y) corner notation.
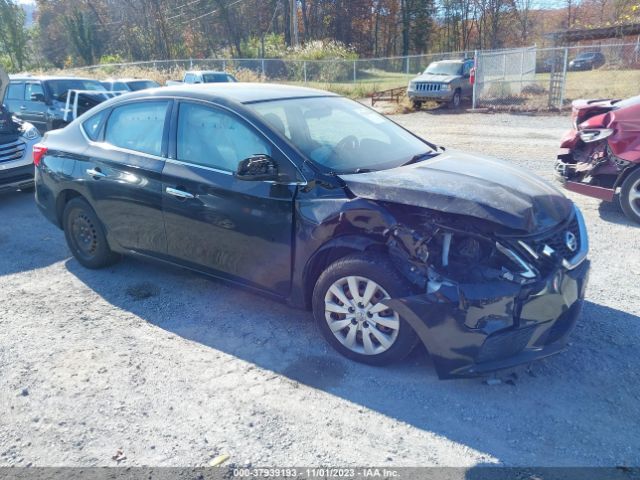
top-left (302, 235), bottom-right (387, 310)
top-left (55, 188), bottom-right (86, 229)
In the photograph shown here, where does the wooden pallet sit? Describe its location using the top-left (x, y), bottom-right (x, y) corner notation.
top-left (371, 86), bottom-right (406, 106)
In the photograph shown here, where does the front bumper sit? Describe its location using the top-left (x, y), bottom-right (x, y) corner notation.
top-left (555, 144), bottom-right (616, 202)
top-left (0, 163), bottom-right (34, 193)
top-left (384, 259), bottom-right (590, 379)
top-left (407, 89), bottom-right (454, 102)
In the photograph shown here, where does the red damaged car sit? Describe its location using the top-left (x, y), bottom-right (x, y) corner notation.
top-left (556, 95), bottom-right (640, 223)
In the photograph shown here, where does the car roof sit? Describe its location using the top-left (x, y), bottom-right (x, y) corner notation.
top-left (103, 78), bottom-right (156, 83)
top-left (124, 83), bottom-right (338, 104)
top-left (432, 59), bottom-right (465, 64)
top-left (187, 71), bottom-right (230, 74)
top-left (9, 75), bottom-right (101, 82)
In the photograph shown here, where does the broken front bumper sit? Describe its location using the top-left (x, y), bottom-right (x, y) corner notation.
top-left (556, 149), bottom-right (616, 202)
top-left (384, 259), bottom-right (590, 379)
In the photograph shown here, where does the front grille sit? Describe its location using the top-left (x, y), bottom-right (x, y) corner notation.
top-left (415, 82), bottom-right (443, 92)
top-left (534, 216), bottom-right (581, 261)
top-left (0, 139), bottom-right (26, 164)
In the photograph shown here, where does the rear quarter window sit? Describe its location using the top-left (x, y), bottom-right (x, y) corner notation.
top-left (82, 109), bottom-right (108, 141)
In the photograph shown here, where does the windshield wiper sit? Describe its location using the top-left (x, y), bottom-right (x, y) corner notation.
top-left (403, 151), bottom-right (439, 166)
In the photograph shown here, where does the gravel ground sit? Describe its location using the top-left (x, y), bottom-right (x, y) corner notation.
top-left (1, 110), bottom-right (639, 469)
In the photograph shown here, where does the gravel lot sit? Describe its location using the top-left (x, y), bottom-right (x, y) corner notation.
top-left (1, 110), bottom-right (639, 469)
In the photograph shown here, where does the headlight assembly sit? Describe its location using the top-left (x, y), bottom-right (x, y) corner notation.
top-left (579, 128), bottom-right (613, 143)
top-left (22, 126), bottom-right (40, 141)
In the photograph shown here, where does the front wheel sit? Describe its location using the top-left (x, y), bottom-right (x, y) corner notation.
top-left (412, 100), bottom-right (423, 110)
top-left (449, 89), bottom-right (462, 109)
top-left (619, 169), bottom-right (640, 224)
top-left (63, 197), bottom-right (121, 269)
top-left (312, 253), bottom-right (419, 366)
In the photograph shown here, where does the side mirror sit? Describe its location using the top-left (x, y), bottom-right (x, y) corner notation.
top-left (235, 154), bottom-right (279, 181)
top-left (30, 93), bottom-right (45, 103)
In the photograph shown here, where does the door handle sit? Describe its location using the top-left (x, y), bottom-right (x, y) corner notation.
top-left (86, 168), bottom-right (107, 179)
top-left (166, 187), bottom-right (194, 200)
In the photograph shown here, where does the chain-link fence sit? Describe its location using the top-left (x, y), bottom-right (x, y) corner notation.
top-left (72, 42), bottom-right (640, 110)
top-left (473, 42), bottom-right (640, 110)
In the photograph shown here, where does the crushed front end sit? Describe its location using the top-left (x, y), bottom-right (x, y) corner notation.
top-left (382, 205), bottom-right (589, 379)
top-left (555, 97), bottom-right (640, 201)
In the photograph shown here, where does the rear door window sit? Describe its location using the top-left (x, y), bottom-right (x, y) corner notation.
top-left (104, 101), bottom-right (170, 157)
top-left (82, 109), bottom-right (109, 141)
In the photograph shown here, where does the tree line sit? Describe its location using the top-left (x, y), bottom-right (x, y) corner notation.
top-left (0, 0), bottom-right (638, 71)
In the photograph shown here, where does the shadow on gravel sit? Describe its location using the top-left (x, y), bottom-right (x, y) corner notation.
top-left (67, 253), bottom-right (640, 466)
top-left (598, 199), bottom-right (639, 227)
top-left (0, 190), bottom-right (69, 276)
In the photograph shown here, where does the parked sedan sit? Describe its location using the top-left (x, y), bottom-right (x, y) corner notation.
top-left (569, 52), bottom-right (605, 71)
top-left (101, 78), bottom-right (161, 93)
top-left (34, 84), bottom-right (589, 379)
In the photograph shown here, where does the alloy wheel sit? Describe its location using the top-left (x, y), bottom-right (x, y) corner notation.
top-left (628, 177), bottom-right (640, 218)
top-left (323, 276), bottom-right (400, 356)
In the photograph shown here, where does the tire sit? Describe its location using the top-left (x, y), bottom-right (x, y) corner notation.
top-left (412, 100), bottom-right (423, 110)
top-left (312, 253), bottom-right (419, 366)
top-left (62, 197), bottom-right (121, 269)
top-left (449, 89), bottom-right (461, 109)
top-left (619, 168), bottom-right (640, 224)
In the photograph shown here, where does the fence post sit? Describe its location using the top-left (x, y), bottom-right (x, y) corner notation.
top-left (189, 58), bottom-right (193, 69)
top-left (406, 56), bottom-right (410, 74)
top-left (303, 61), bottom-right (307, 84)
top-left (353, 60), bottom-right (357, 83)
top-left (560, 47), bottom-right (569, 108)
top-left (472, 50), bottom-right (478, 110)
top-left (261, 58), bottom-right (266, 79)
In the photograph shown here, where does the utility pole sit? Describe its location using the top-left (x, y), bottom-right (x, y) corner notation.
top-left (290, 0), bottom-right (299, 47)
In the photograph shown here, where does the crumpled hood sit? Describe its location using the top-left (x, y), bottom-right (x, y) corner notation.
top-left (412, 73), bottom-right (457, 84)
top-left (339, 150), bottom-right (573, 233)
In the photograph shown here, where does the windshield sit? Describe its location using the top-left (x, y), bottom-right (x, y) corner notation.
top-left (48, 79), bottom-right (106, 101)
top-left (576, 53), bottom-right (595, 59)
top-left (202, 73), bottom-right (236, 83)
top-left (127, 80), bottom-right (159, 91)
top-left (424, 61), bottom-right (462, 76)
top-left (249, 96), bottom-right (434, 173)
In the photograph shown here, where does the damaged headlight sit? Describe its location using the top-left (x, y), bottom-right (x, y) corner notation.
top-left (579, 128), bottom-right (613, 143)
top-left (495, 242), bottom-right (537, 280)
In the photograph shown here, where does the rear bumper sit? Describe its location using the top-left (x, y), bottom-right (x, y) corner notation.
top-left (384, 259), bottom-right (590, 379)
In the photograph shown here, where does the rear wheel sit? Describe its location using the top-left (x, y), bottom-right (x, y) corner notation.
top-left (312, 253), bottom-right (419, 366)
top-left (63, 197), bottom-right (120, 269)
top-left (412, 100), bottom-right (423, 110)
top-left (619, 169), bottom-right (640, 224)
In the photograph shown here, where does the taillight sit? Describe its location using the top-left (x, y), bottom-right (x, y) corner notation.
top-left (33, 144), bottom-right (48, 166)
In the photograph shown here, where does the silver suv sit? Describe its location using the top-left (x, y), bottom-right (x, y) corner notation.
top-left (407, 59), bottom-right (474, 109)
top-left (0, 68), bottom-right (41, 193)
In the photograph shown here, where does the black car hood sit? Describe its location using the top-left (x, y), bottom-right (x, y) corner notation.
top-left (339, 150), bottom-right (573, 233)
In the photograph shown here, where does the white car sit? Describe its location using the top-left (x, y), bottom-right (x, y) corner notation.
top-left (0, 67), bottom-right (41, 193)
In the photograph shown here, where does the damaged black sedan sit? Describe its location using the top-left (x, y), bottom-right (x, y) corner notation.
top-left (34, 84), bottom-right (589, 379)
